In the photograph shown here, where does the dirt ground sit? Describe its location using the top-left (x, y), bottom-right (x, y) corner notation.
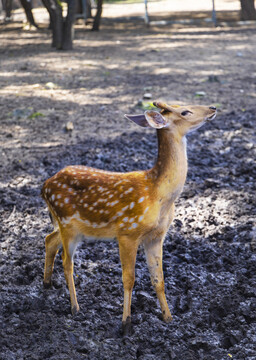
top-left (1, 3), bottom-right (256, 359)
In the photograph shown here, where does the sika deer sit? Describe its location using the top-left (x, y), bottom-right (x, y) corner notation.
top-left (41, 101), bottom-right (217, 334)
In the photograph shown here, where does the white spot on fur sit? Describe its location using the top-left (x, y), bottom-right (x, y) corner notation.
top-left (64, 197), bottom-right (69, 203)
top-left (124, 187), bottom-right (134, 194)
top-left (144, 206), bottom-right (149, 214)
top-left (123, 217), bottom-right (129, 222)
top-left (138, 197), bottom-right (145, 203)
top-left (130, 202), bottom-right (135, 209)
top-left (138, 215), bottom-right (144, 222)
top-left (98, 199), bottom-right (107, 203)
top-left (62, 184), bottom-right (67, 189)
top-left (114, 180), bottom-right (123, 187)
top-left (57, 194), bottom-right (62, 199)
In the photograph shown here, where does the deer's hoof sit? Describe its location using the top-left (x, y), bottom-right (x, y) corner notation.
top-left (122, 317), bottom-right (132, 336)
top-left (43, 280), bottom-right (52, 289)
top-left (163, 312), bottom-right (173, 323)
top-left (71, 305), bottom-right (80, 316)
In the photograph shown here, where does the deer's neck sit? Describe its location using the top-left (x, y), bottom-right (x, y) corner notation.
top-left (150, 129), bottom-right (188, 200)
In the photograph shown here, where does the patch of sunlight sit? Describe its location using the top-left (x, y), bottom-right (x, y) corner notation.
top-left (153, 67), bottom-right (186, 75)
top-left (0, 71), bottom-right (29, 78)
top-left (227, 44), bottom-right (252, 50)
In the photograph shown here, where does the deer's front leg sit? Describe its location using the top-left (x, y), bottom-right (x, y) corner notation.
top-left (118, 236), bottom-right (139, 335)
top-left (144, 235), bottom-right (172, 322)
top-left (44, 229), bottom-right (61, 288)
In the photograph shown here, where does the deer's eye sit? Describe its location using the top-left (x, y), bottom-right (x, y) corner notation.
top-left (181, 110), bottom-right (192, 116)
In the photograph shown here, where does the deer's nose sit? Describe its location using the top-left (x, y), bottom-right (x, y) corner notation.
top-left (209, 106), bottom-right (217, 111)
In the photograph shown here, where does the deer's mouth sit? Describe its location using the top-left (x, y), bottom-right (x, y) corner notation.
top-left (205, 112), bottom-right (217, 121)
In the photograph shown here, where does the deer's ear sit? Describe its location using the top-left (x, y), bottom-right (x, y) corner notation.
top-left (144, 110), bottom-right (168, 129)
top-left (124, 114), bottom-right (150, 127)
top-left (125, 111), bottom-right (168, 129)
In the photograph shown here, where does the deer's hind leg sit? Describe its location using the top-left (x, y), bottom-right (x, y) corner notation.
top-left (60, 226), bottom-right (80, 315)
top-left (44, 229), bottom-right (62, 288)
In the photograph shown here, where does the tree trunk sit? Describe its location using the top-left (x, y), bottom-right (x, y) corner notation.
top-left (92, 0), bottom-right (103, 31)
top-left (240, 0), bottom-right (256, 20)
top-left (3, 0), bottom-right (13, 20)
top-left (41, 0), bottom-right (76, 50)
top-left (51, 0), bottom-right (63, 49)
top-left (19, 0), bottom-right (38, 27)
top-left (41, 0), bottom-right (63, 49)
top-left (62, 0), bottom-right (77, 50)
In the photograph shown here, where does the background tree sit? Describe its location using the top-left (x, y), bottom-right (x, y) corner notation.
top-left (19, 0), bottom-right (38, 27)
top-left (1, 0), bottom-right (103, 49)
top-left (92, 0), bottom-right (103, 31)
top-left (2, 0), bottom-right (12, 20)
top-left (42, 0), bottom-right (77, 50)
top-left (240, 0), bottom-right (256, 20)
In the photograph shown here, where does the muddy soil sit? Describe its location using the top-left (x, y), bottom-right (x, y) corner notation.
top-left (0, 12), bottom-right (256, 360)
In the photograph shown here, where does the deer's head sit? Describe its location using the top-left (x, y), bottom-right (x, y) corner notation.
top-left (125, 101), bottom-right (217, 136)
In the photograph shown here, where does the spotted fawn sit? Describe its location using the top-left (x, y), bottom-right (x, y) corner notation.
top-left (41, 101), bottom-right (217, 334)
